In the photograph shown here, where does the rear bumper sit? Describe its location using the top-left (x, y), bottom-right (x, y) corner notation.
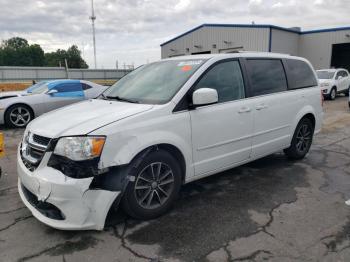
top-left (17, 148), bottom-right (120, 230)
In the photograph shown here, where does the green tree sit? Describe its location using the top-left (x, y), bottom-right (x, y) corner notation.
top-left (0, 37), bottom-right (45, 66)
top-left (3, 37), bottom-right (29, 50)
top-left (28, 44), bottom-right (45, 66)
top-left (45, 45), bottom-right (88, 68)
top-left (0, 37), bottom-right (88, 68)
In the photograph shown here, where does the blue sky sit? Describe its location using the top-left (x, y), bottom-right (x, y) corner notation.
top-left (1, 0), bottom-right (350, 68)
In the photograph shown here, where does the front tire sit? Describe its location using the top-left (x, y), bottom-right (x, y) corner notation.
top-left (122, 149), bottom-right (182, 220)
top-left (329, 87), bottom-right (337, 100)
top-left (284, 118), bottom-right (314, 160)
top-left (5, 104), bottom-right (33, 128)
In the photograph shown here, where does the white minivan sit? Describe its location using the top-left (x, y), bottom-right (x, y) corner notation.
top-left (17, 53), bottom-right (323, 230)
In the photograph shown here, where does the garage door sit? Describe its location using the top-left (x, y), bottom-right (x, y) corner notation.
top-left (331, 43), bottom-right (350, 71)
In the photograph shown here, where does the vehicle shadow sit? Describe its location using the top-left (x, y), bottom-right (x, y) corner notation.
top-left (104, 152), bottom-right (309, 260)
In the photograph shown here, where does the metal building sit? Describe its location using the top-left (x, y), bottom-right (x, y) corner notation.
top-left (160, 24), bottom-right (350, 70)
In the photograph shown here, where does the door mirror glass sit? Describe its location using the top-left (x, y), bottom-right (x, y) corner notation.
top-left (47, 89), bottom-right (58, 95)
top-left (192, 88), bottom-right (218, 106)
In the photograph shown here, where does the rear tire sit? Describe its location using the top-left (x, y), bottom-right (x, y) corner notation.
top-left (122, 149), bottom-right (182, 220)
top-left (284, 118), bottom-right (314, 160)
top-left (5, 104), bottom-right (33, 128)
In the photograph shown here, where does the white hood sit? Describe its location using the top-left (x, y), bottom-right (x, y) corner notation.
top-left (27, 99), bottom-right (153, 138)
top-left (318, 79), bottom-right (333, 85)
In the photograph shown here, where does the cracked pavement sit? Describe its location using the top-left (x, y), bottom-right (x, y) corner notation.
top-left (1, 97), bottom-right (350, 262)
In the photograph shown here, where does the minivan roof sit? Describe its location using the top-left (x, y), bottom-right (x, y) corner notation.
top-left (163, 52), bottom-right (305, 61)
top-left (317, 68), bottom-right (347, 72)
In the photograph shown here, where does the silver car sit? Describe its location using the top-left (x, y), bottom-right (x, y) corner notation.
top-left (0, 80), bottom-right (108, 128)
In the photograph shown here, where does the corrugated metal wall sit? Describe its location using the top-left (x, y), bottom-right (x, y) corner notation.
top-left (271, 29), bottom-right (299, 56)
top-left (161, 26), bottom-right (270, 58)
top-left (299, 30), bottom-right (350, 70)
top-left (161, 25), bottom-right (350, 71)
top-left (0, 67), bottom-right (131, 82)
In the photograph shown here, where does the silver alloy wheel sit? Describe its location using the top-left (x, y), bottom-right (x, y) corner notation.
top-left (9, 106), bottom-right (31, 127)
top-left (331, 88), bottom-right (336, 100)
top-left (134, 162), bottom-right (175, 209)
top-left (295, 124), bottom-right (311, 153)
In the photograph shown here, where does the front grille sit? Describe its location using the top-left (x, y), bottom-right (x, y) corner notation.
top-left (32, 134), bottom-right (51, 147)
top-left (20, 132), bottom-right (51, 172)
top-left (21, 183), bottom-right (65, 220)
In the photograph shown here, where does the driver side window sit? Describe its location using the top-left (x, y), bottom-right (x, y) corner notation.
top-left (50, 83), bottom-right (84, 97)
top-left (194, 61), bottom-right (245, 103)
top-left (336, 71), bottom-right (343, 79)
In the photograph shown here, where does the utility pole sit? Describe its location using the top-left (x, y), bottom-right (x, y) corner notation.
top-left (90, 0), bottom-right (97, 69)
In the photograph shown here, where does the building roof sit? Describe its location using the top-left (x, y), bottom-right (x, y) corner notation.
top-left (160, 24), bottom-right (350, 47)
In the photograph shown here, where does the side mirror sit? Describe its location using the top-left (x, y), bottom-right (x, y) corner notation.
top-left (47, 89), bottom-right (58, 95)
top-left (192, 88), bottom-right (218, 107)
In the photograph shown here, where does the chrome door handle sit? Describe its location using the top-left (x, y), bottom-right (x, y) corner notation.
top-left (238, 107), bottom-right (251, 113)
top-left (256, 104), bottom-right (268, 110)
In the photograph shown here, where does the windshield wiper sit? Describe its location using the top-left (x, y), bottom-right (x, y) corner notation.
top-left (106, 96), bottom-right (139, 103)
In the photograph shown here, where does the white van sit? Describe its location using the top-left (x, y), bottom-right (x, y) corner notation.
top-left (17, 53), bottom-right (323, 230)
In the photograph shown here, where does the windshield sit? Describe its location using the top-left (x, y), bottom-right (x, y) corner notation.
top-left (26, 81), bottom-right (48, 94)
top-left (102, 59), bottom-right (206, 104)
top-left (316, 71), bottom-right (335, 79)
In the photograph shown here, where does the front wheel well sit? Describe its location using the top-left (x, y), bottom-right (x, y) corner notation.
top-left (4, 103), bottom-right (35, 126)
top-left (132, 144), bottom-right (186, 184)
top-left (5, 103), bottom-right (34, 117)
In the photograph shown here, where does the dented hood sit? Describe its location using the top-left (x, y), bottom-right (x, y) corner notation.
top-left (27, 99), bottom-right (153, 138)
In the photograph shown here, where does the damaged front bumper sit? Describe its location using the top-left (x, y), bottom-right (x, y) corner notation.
top-left (17, 149), bottom-right (120, 230)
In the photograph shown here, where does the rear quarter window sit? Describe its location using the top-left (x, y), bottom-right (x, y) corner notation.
top-left (285, 59), bottom-right (317, 89)
top-left (82, 83), bottom-right (93, 90)
top-left (246, 59), bottom-right (288, 96)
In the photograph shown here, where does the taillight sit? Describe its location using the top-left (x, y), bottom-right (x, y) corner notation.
top-left (321, 89), bottom-right (324, 107)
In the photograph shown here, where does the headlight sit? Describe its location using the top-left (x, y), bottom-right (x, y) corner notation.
top-left (54, 136), bottom-right (105, 161)
top-left (320, 83), bottom-right (330, 87)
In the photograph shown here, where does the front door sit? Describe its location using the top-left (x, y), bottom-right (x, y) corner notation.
top-left (190, 60), bottom-right (254, 176)
top-left (336, 70), bottom-right (348, 92)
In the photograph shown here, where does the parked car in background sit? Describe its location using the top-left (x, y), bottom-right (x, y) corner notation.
top-left (316, 68), bottom-right (350, 100)
top-left (17, 53), bottom-right (323, 230)
top-left (0, 80), bottom-right (108, 128)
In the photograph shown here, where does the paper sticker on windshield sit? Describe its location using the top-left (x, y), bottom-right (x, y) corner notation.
top-left (177, 60), bottom-right (203, 67)
top-left (181, 65), bottom-right (192, 72)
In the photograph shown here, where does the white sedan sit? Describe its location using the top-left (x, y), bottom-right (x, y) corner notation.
top-left (0, 80), bottom-right (108, 128)
top-left (317, 68), bottom-right (350, 100)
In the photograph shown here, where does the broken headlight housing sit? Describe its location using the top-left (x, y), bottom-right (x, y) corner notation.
top-left (48, 136), bottom-right (106, 179)
top-left (54, 136), bottom-right (105, 161)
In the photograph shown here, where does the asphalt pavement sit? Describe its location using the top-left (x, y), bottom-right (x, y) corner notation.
top-left (0, 97), bottom-right (350, 262)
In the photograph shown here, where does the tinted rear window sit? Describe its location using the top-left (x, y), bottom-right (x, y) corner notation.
top-left (286, 59), bottom-right (317, 89)
top-left (246, 59), bottom-right (288, 96)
